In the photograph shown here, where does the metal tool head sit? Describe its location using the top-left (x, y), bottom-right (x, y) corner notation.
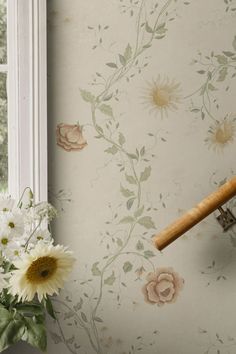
top-left (216, 207), bottom-right (236, 232)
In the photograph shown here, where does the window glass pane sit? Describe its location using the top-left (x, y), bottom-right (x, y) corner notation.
top-left (0, 72), bottom-right (7, 191)
top-left (0, 0), bottom-right (7, 64)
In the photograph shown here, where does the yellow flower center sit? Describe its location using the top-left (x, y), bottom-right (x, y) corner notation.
top-left (152, 88), bottom-right (170, 107)
top-left (26, 256), bottom-right (58, 284)
top-left (215, 123), bottom-right (234, 145)
top-left (1, 238), bottom-right (8, 245)
top-left (8, 222), bottom-right (15, 229)
top-left (3, 208), bottom-right (9, 212)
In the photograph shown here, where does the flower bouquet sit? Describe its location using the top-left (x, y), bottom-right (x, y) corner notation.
top-left (0, 189), bottom-right (75, 352)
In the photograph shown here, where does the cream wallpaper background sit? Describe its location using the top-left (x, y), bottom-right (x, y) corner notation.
top-left (46, 1), bottom-right (236, 353)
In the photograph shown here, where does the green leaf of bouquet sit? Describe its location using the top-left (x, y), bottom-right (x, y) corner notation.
top-left (138, 216), bottom-right (156, 229)
top-left (0, 307), bottom-right (25, 352)
top-left (15, 303), bottom-right (44, 316)
top-left (23, 317), bottom-right (47, 352)
top-left (45, 296), bottom-right (56, 320)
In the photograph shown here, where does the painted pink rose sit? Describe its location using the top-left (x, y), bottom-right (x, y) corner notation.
top-left (142, 267), bottom-right (184, 306)
top-left (56, 123), bottom-right (87, 152)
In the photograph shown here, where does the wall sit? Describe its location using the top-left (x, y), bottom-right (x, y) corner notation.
top-left (47, 1), bottom-right (236, 353)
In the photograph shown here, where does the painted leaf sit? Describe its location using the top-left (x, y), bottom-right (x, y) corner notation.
top-left (145, 22), bottom-right (153, 33)
top-left (119, 54), bottom-right (126, 66)
top-left (80, 89), bottom-right (95, 103)
top-left (119, 216), bottom-right (135, 224)
top-left (197, 70), bottom-right (206, 74)
top-left (94, 317), bottom-right (103, 323)
top-left (106, 62), bottom-right (118, 68)
top-left (104, 271), bottom-right (116, 285)
top-left (134, 206), bottom-right (144, 218)
top-left (124, 43), bottom-right (132, 61)
top-left (138, 216), bottom-right (156, 229)
top-left (215, 55), bottom-right (227, 65)
top-left (99, 104), bottom-right (113, 117)
top-left (73, 298), bottom-right (83, 312)
top-left (119, 133), bottom-right (126, 146)
top-left (105, 145), bottom-right (118, 155)
top-left (140, 146), bottom-right (145, 156)
top-left (217, 67), bottom-right (228, 81)
top-left (140, 166), bottom-right (151, 182)
top-left (92, 262), bottom-right (101, 276)
top-left (136, 240), bottom-right (144, 251)
top-left (144, 250), bottom-right (155, 258)
top-left (116, 238), bottom-right (123, 247)
top-left (127, 153), bottom-right (138, 160)
top-left (208, 83), bottom-right (217, 91)
top-left (127, 197), bottom-right (135, 210)
top-left (123, 261), bottom-right (133, 273)
top-left (50, 332), bottom-right (62, 344)
top-left (232, 35), bottom-right (236, 51)
top-left (120, 184), bottom-right (135, 198)
top-left (125, 174), bottom-right (136, 185)
top-left (81, 312), bottom-right (87, 322)
top-left (223, 51), bottom-right (234, 57)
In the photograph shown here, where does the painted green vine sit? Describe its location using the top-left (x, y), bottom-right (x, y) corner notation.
top-left (50, 1), bottom-right (190, 353)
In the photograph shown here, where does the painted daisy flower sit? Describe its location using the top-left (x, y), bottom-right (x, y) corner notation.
top-left (0, 211), bottom-right (25, 238)
top-left (206, 115), bottom-right (236, 152)
top-left (142, 75), bottom-right (182, 118)
top-left (9, 242), bottom-right (75, 301)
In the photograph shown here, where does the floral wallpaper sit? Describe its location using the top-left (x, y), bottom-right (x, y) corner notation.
top-left (47, 1), bottom-right (236, 353)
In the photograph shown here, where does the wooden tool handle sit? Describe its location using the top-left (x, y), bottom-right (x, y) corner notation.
top-left (154, 177), bottom-right (236, 251)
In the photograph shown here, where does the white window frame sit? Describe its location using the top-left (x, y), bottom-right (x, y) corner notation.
top-left (7, 0), bottom-right (47, 202)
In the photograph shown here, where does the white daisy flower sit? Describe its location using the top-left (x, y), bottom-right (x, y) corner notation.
top-left (0, 193), bottom-right (16, 212)
top-left (31, 228), bottom-right (52, 244)
top-left (0, 230), bottom-right (13, 250)
top-left (0, 212), bottom-right (25, 238)
top-left (9, 242), bottom-right (75, 301)
top-left (3, 242), bottom-right (24, 263)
